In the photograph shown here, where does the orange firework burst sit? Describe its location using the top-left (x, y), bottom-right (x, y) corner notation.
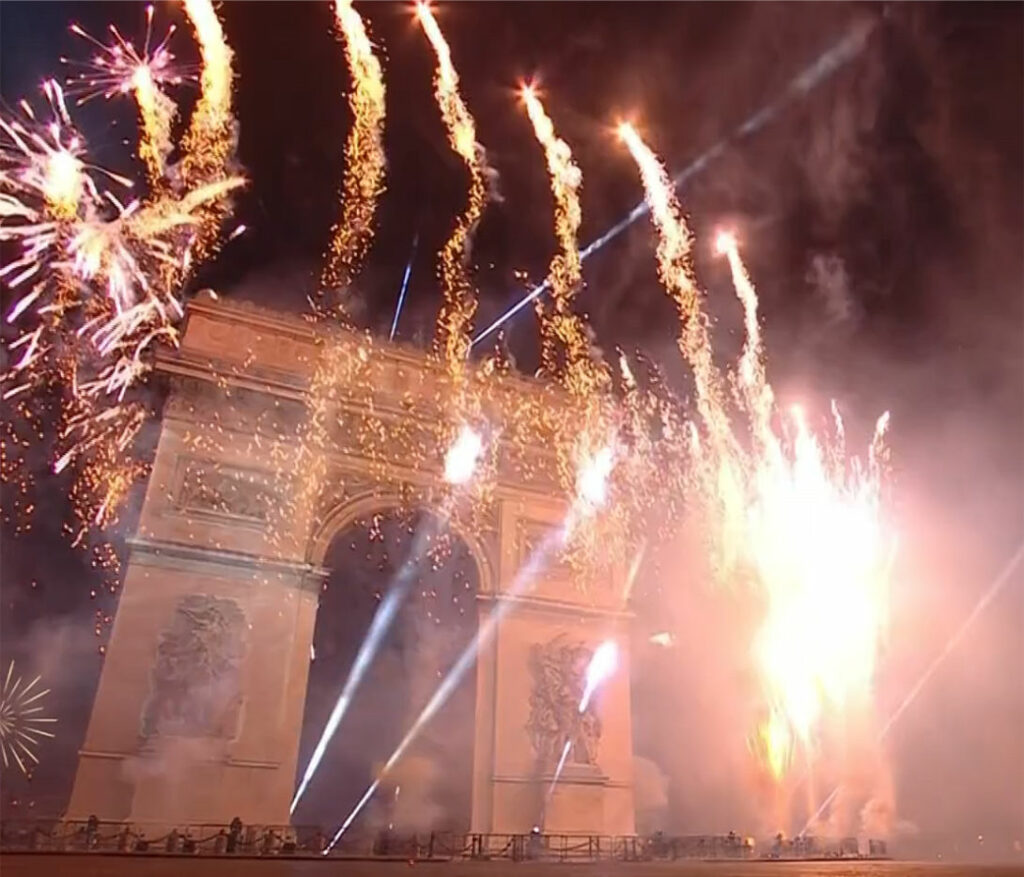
top-left (0, 662), bottom-right (57, 776)
top-left (417, 2), bottom-right (490, 380)
top-left (318, 0), bottom-right (387, 320)
top-left (620, 125), bottom-right (894, 816)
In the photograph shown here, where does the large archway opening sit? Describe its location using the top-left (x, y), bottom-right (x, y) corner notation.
top-left (293, 507), bottom-right (481, 841)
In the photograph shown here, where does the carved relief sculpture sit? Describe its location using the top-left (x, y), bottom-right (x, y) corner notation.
top-left (526, 635), bottom-right (601, 768)
top-left (141, 595), bottom-right (248, 740)
top-left (177, 463), bottom-right (276, 523)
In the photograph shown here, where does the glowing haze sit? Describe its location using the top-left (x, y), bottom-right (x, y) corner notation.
top-left (1, 1), bottom-right (944, 848)
top-left (620, 122), bottom-right (895, 836)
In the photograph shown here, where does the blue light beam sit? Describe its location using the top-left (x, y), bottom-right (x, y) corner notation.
top-left (470, 17), bottom-right (878, 348)
top-left (290, 510), bottom-right (445, 815)
top-left (325, 520), bottom-right (571, 851)
top-left (389, 232), bottom-right (419, 342)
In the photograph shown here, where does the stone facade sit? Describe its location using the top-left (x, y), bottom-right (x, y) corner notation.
top-left (66, 295), bottom-right (635, 836)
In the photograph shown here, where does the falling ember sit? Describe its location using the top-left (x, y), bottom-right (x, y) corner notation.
top-left (444, 424), bottom-right (483, 485)
top-left (317, 0), bottom-right (387, 319)
top-left (0, 662), bottom-right (57, 776)
top-left (417, 1), bottom-right (489, 379)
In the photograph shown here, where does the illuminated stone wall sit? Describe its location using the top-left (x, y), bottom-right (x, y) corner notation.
top-left (67, 295), bottom-right (635, 836)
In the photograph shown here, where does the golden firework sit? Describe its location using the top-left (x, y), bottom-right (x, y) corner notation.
top-left (417, 2), bottom-right (490, 382)
top-left (179, 0), bottom-right (236, 268)
top-left (318, 0), bottom-right (387, 320)
top-left (520, 84), bottom-right (609, 397)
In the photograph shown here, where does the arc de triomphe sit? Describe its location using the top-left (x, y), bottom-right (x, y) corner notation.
top-left (65, 295), bottom-right (635, 836)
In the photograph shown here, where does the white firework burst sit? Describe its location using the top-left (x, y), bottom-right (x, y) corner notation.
top-left (0, 661), bottom-right (57, 775)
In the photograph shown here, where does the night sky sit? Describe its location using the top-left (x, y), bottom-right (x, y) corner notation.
top-left (1, 1), bottom-right (1022, 856)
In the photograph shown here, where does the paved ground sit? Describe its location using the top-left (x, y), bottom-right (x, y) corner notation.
top-left (1, 854), bottom-right (1021, 877)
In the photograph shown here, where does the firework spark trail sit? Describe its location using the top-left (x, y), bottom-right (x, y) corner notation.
top-left (519, 84), bottom-right (597, 390)
top-left (520, 85), bottom-right (619, 547)
top-left (0, 84), bottom-right (124, 537)
top-left (131, 72), bottom-right (177, 189)
top-left (285, 0), bottom-right (386, 579)
top-left (2, 45), bottom-right (238, 559)
top-left (389, 232), bottom-right (419, 341)
top-left (716, 232), bottom-right (774, 440)
top-left (617, 123), bottom-right (738, 463)
top-left (417, 2), bottom-right (489, 380)
top-left (66, 6), bottom-right (188, 188)
top-left (0, 662), bottom-right (57, 775)
top-left (471, 17), bottom-right (878, 348)
top-left (67, 177), bottom-right (245, 349)
top-left (801, 540), bottom-right (1024, 835)
top-left (317, 0), bottom-right (387, 320)
top-left (1, 97), bottom-right (243, 391)
top-left (179, 0), bottom-right (235, 267)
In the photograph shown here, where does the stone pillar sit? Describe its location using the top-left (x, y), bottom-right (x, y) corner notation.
top-left (65, 541), bottom-right (322, 828)
top-left (470, 502), bottom-right (636, 837)
top-left (65, 376), bottom-right (323, 829)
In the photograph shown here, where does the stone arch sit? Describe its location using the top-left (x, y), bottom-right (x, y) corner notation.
top-left (66, 298), bottom-right (634, 837)
top-left (307, 490), bottom-right (497, 597)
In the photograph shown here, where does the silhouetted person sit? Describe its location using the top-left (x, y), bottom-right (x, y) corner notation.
top-left (227, 817), bottom-right (242, 853)
top-left (528, 826), bottom-right (543, 860)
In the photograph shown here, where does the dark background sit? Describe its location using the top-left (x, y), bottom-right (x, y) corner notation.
top-left (1, 1), bottom-right (1021, 860)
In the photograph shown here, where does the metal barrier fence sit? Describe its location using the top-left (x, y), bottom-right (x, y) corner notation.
top-left (0, 820), bottom-right (764, 861)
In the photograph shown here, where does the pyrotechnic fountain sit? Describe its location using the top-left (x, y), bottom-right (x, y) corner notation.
top-left (2, 0), bottom-right (974, 852)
